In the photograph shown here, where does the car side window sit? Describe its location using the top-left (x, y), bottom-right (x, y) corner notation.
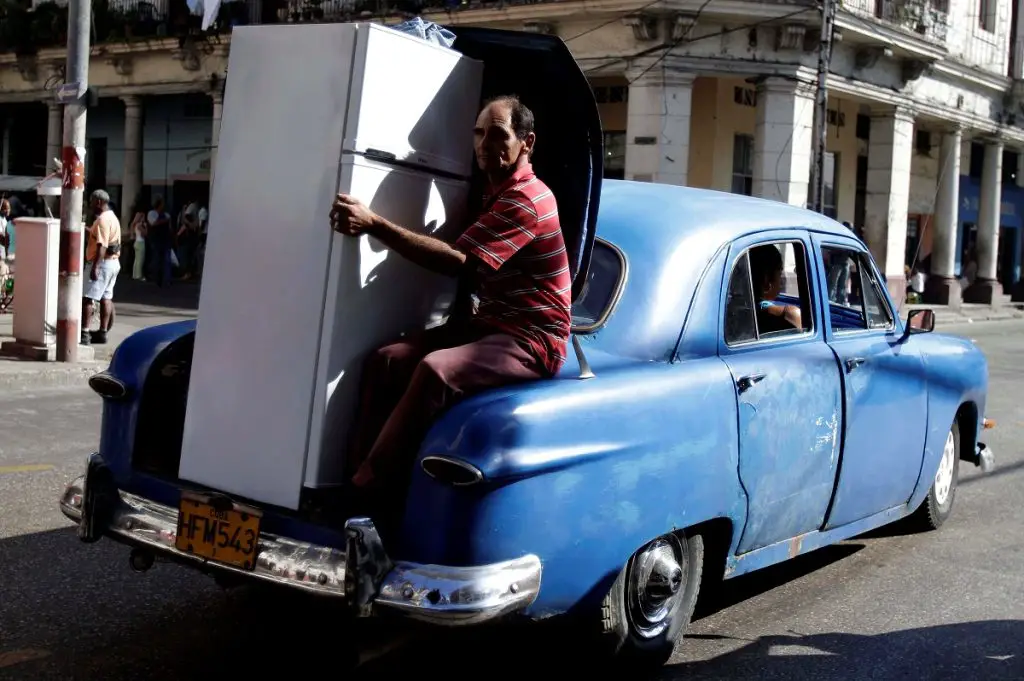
top-left (724, 253), bottom-right (757, 344)
top-left (858, 253), bottom-right (894, 329)
top-left (820, 245), bottom-right (893, 332)
top-left (725, 240), bottom-right (814, 346)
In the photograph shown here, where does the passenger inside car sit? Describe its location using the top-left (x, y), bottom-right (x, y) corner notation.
top-left (749, 244), bottom-right (802, 332)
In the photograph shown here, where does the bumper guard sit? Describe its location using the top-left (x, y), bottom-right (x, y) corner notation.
top-left (59, 453), bottom-right (541, 625)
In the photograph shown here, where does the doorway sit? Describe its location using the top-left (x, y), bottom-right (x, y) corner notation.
top-left (998, 227), bottom-right (1018, 289)
top-left (171, 180), bottom-right (210, 216)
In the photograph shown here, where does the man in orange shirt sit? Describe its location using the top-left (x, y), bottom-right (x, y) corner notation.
top-left (82, 189), bottom-right (122, 345)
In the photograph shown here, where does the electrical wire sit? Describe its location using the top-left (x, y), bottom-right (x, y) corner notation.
top-left (630, 0), bottom-right (716, 84)
top-left (583, 6), bottom-right (816, 80)
top-left (562, 0), bottom-right (666, 43)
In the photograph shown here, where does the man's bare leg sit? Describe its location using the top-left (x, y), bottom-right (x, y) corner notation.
top-left (99, 299), bottom-right (114, 332)
top-left (81, 298), bottom-right (94, 344)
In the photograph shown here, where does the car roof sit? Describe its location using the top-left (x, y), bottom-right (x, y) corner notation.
top-left (579, 180), bottom-right (861, 363)
top-left (595, 180), bottom-right (856, 246)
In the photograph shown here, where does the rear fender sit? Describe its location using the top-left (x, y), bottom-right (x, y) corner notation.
top-left (398, 357), bottom-right (746, 616)
top-left (97, 320), bottom-right (196, 480)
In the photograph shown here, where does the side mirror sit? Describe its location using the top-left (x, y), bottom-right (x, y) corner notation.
top-left (904, 308), bottom-right (935, 336)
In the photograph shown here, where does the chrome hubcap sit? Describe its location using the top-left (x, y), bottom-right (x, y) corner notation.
top-left (628, 535), bottom-right (687, 639)
top-left (935, 429), bottom-right (956, 505)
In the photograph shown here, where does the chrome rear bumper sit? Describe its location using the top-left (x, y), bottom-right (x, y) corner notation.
top-left (59, 453), bottom-right (541, 625)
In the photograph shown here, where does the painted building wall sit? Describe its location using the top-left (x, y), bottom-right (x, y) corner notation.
top-left (957, 176), bottom-right (1023, 285)
top-left (837, 0), bottom-right (1014, 75)
top-left (88, 94), bottom-right (215, 186)
top-left (84, 93), bottom-right (214, 213)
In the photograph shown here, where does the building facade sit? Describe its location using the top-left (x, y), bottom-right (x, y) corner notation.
top-left (1, 0), bottom-right (1023, 304)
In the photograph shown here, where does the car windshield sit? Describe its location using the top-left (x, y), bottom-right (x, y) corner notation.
top-left (571, 240), bottom-right (625, 331)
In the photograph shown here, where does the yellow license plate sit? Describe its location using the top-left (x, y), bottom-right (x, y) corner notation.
top-left (175, 492), bottom-right (262, 571)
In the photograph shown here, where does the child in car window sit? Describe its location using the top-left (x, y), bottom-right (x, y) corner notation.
top-left (749, 244), bottom-right (802, 333)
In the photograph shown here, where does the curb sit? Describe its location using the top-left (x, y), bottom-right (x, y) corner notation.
top-left (937, 311), bottom-right (1024, 325)
top-left (0, 361), bottom-right (105, 391)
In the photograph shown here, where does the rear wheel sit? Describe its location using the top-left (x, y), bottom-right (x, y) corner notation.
top-left (600, 531), bottom-right (704, 670)
top-left (909, 417), bottom-right (960, 531)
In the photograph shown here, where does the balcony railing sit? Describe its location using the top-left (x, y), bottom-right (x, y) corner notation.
top-left (873, 0), bottom-right (949, 42)
top-left (0, 0), bottom-right (564, 54)
top-left (4, 0), bottom-right (951, 55)
top-left (843, 0), bottom-right (949, 44)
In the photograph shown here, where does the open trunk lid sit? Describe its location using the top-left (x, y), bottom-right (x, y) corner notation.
top-left (447, 27), bottom-right (604, 300)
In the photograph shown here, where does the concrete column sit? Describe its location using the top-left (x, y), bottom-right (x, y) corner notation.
top-left (863, 107), bottom-right (915, 311)
top-left (45, 103), bottom-right (63, 213)
top-left (209, 89), bottom-right (224, 192)
top-left (623, 71), bottom-right (694, 185)
top-left (120, 95), bottom-right (145, 229)
top-left (752, 77), bottom-right (816, 207)
top-left (924, 126), bottom-right (962, 307)
top-left (965, 140), bottom-right (1004, 303)
top-left (46, 103), bottom-right (62, 173)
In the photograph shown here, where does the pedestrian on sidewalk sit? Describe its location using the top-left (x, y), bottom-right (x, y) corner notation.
top-left (81, 190), bottom-right (122, 346)
top-left (175, 200), bottom-right (201, 280)
top-left (130, 206), bottom-right (147, 281)
top-left (0, 199), bottom-right (11, 292)
top-left (146, 197), bottom-right (173, 287)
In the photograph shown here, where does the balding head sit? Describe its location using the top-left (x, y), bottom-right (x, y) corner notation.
top-left (473, 95), bottom-right (536, 181)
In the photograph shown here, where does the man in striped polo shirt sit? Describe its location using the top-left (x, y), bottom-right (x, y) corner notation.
top-left (330, 95), bottom-right (571, 511)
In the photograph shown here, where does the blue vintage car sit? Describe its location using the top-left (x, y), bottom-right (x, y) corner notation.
top-left (58, 28), bottom-right (995, 671)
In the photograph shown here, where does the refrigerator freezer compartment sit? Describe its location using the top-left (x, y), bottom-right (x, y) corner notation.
top-left (304, 154), bottom-right (470, 488)
top-left (344, 23), bottom-right (483, 179)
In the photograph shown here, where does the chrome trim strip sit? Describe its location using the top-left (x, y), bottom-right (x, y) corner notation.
top-left (87, 371), bottom-right (130, 399)
top-left (420, 455), bottom-right (485, 486)
top-left (376, 554), bottom-right (542, 625)
top-left (60, 474), bottom-right (347, 596)
top-left (59, 467), bottom-right (544, 625)
top-left (976, 442), bottom-right (996, 473)
top-left (571, 237), bottom-right (629, 335)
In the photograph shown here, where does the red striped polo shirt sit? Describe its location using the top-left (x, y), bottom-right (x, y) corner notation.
top-left (455, 163), bottom-right (572, 376)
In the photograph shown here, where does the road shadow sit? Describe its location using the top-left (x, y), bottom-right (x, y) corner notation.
top-left (660, 621), bottom-right (1024, 680)
top-left (693, 542), bottom-right (864, 620)
top-left (111, 277), bottom-right (200, 312)
top-left (4, 529), bottom-right (1019, 681)
top-left (0, 527), bottom-right (408, 680)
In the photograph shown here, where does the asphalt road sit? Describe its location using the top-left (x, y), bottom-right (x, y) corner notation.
top-left (1, 320), bottom-right (1022, 680)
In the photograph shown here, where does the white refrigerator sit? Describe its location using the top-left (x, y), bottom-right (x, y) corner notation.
top-left (178, 22), bottom-right (484, 510)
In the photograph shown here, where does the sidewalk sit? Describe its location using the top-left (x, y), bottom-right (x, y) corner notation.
top-left (0, 278), bottom-right (199, 390)
top-left (906, 301), bottom-right (1024, 325)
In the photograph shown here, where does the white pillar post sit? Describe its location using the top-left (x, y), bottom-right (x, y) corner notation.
top-left (624, 70), bottom-right (694, 185)
top-left (925, 126), bottom-right (962, 306)
top-left (120, 95), bottom-right (144, 230)
top-left (863, 106), bottom-right (915, 311)
top-left (752, 76), bottom-right (816, 207)
top-left (46, 103), bottom-right (63, 173)
top-left (45, 103), bottom-right (63, 213)
top-left (209, 89), bottom-right (224, 192)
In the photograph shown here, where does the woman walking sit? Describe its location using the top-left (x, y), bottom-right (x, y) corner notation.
top-left (131, 208), bottom-right (147, 280)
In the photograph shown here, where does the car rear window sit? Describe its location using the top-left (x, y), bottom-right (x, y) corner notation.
top-left (571, 240), bottom-right (626, 332)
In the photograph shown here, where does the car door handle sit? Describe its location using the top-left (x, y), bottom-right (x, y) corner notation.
top-left (737, 373), bottom-right (766, 394)
top-left (845, 357), bottom-right (866, 372)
